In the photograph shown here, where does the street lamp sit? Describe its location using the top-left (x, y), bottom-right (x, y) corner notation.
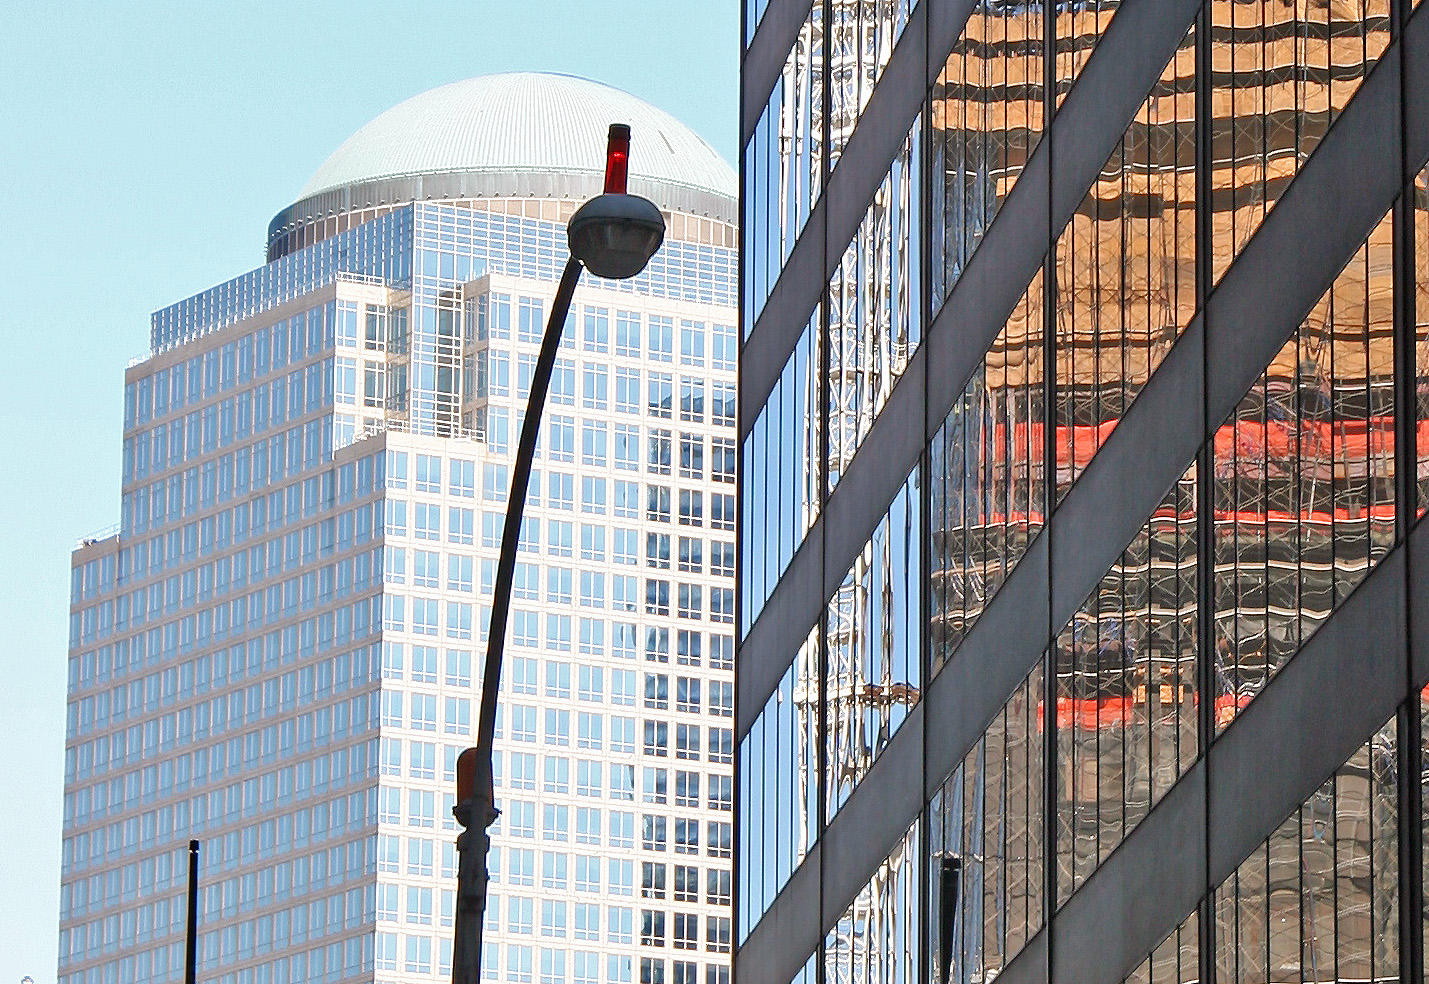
top-left (450, 123), bottom-right (666, 984)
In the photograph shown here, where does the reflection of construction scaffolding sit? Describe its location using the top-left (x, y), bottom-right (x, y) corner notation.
top-left (1211, 365), bottom-right (1397, 702)
top-left (1208, 723), bottom-right (1400, 984)
top-left (806, 3), bottom-right (920, 982)
top-left (777, 10), bottom-right (824, 269)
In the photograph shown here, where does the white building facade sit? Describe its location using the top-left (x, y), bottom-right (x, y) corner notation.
top-left (61, 74), bottom-right (737, 984)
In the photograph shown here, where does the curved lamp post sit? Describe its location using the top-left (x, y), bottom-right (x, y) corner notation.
top-left (451, 124), bottom-right (666, 984)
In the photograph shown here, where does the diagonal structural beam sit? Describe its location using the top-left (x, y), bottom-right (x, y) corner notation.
top-left (735, 4), bottom-right (1429, 983)
top-left (740, 0), bottom-right (976, 433)
top-left (739, 0), bottom-right (1203, 738)
top-left (995, 515), bottom-right (1429, 984)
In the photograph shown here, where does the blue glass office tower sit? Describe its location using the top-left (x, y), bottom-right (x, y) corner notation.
top-left (740, 3), bottom-right (1429, 984)
top-left (63, 74), bottom-right (738, 984)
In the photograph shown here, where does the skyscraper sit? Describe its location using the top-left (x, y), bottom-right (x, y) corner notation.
top-left (740, 2), bottom-right (1429, 984)
top-left (62, 73), bottom-right (737, 984)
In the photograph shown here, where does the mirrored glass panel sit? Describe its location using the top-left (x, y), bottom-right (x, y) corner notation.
top-left (829, 0), bottom-right (914, 166)
top-left (738, 629), bottom-right (821, 942)
top-left (929, 664), bottom-right (1045, 984)
top-left (931, 3), bottom-right (1046, 310)
top-left (1214, 715), bottom-right (1398, 984)
top-left (1055, 466), bottom-right (1198, 897)
top-left (1054, 25), bottom-right (1196, 497)
top-left (825, 472), bottom-right (921, 820)
top-left (824, 818), bottom-right (920, 984)
top-left (827, 118), bottom-right (922, 491)
top-left (743, 308), bottom-right (822, 632)
top-left (1208, 0), bottom-right (1391, 281)
top-left (745, 7), bottom-right (827, 332)
top-left (1054, 1), bottom-right (1123, 107)
top-left (1120, 909), bottom-right (1199, 984)
top-left (930, 271), bottom-right (1045, 671)
top-left (1211, 209), bottom-right (1395, 732)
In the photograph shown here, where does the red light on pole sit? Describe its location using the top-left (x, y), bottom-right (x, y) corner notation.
top-left (604, 123), bottom-right (631, 194)
top-left (456, 747), bottom-right (479, 803)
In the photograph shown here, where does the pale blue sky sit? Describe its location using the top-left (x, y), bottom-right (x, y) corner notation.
top-left (0, 3), bottom-right (737, 979)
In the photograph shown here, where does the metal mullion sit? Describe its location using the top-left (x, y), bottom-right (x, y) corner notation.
top-left (1043, 2), bottom-right (1061, 979)
top-left (1400, 696), bottom-right (1423, 984)
top-left (1116, 129), bottom-right (1133, 836)
top-left (1292, 298), bottom-right (1305, 674)
top-left (1231, 869), bottom-right (1242, 984)
top-left (1331, 770), bottom-right (1342, 982)
top-left (1296, 801), bottom-right (1309, 984)
top-left (1391, 0), bottom-right (1424, 979)
top-left (1001, 708), bottom-right (1012, 971)
top-left (1194, 3), bottom-right (1218, 983)
top-left (814, 0), bottom-right (833, 975)
top-left (917, 21), bottom-right (934, 977)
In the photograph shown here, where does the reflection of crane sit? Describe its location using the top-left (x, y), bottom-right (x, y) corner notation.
top-left (777, 8), bottom-right (823, 270)
top-left (813, 4), bottom-right (919, 984)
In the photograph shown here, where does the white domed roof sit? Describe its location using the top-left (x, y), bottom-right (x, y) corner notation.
top-left (298, 73), bottom-right (735, 201)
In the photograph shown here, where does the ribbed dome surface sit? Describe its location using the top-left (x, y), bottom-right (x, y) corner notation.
top-left (298, 73), bottom-right (735, 201)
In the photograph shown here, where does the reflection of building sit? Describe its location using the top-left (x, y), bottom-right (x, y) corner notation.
top-left (740, 2), bottom-right (1429, 984)
top-left (61, 74), bottom-right (739, 984)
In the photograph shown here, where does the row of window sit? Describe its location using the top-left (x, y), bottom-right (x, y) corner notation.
top-left (387, 476), bottom-right (736, 530)
top-left (388, 527), bottom-right (735, 586)
top-left (374, 822), bottom-right (732, 894)
top-left (376, 861), bottom-right (730, 915)
top-left (73, 540), bottom-right (381, 652)
top-left (379, 936), bottom-right (729, 984)
top-left (388, 561), bottom-right (732, 611)
top-left (513, 418), bottom-right (736, 482)
top-left (460, 895), bottom-right (733, 953)
top-left (477, 293), bottom-right (736, 371)
top-left (378, 837), bottom-right (734, 912)
top-left (70, 617), bottom-right (371, 715)
top-left (69, 634), bottom-right (375, 760)
top-left (70, 620), bottom-right (731, 716)
top-left (383, 450), bottom-right (479, 495)
top-left (462, 824), bottom-right (732, 884)
top-left (380, 738), bottom-right (731, 800)
top-left (381, 635), bottom-right (733, 692)
top-left (125, 305), bottom-right (333, 431)
top-left (380, 692), bottom-right (733, 747)
top-left (121, 415), bottom-right (340, 537)
top-left (78, 864), bottom-right (719, 977)
top-left (386, 769), bottom-right (734, 827)
top-left (382, 709), bottom-right (733, 773)
top-left (640, 910), bottom-right (733, 952)
top-left (508, 659), bottom-right (733, 707)
top-left (381, 585), bottom-right (734, 648)
top-left (384, 662), bottom-right (731, 718)
top-left (124, 358), bottom-right (335, 488)
top-left (65, 798), bottom-right (368, 923)
top-left (376, 768), bottom-right (732, 833)
top-left (72, 683), bottom-right (371, 783)
top-left (106, 451), bottom-right (380, 597)
top-left (190, 900), bottom-right (365, 975)
top-left (379, 765), bottom-right (729, 825)
top-left (66, 742), bottom-right (373, 871)
top-left (478, 358), bottom-right (735, 427)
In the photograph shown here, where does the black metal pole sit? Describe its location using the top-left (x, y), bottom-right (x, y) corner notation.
top-left (452, 255), bottom-right (584, 984)
top-left (185, 839), bottom-right (199, 984)
top-left (937, 854), bottom-right (961, 984)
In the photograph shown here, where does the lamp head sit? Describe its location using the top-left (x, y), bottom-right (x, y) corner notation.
top-left (567, 123), bottom-right (666, 280)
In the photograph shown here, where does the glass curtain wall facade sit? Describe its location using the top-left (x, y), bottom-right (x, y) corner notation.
top-left (739, 3), bottom-right (1429, 984)
top-left (62, 80), bottom-right (738, 984)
